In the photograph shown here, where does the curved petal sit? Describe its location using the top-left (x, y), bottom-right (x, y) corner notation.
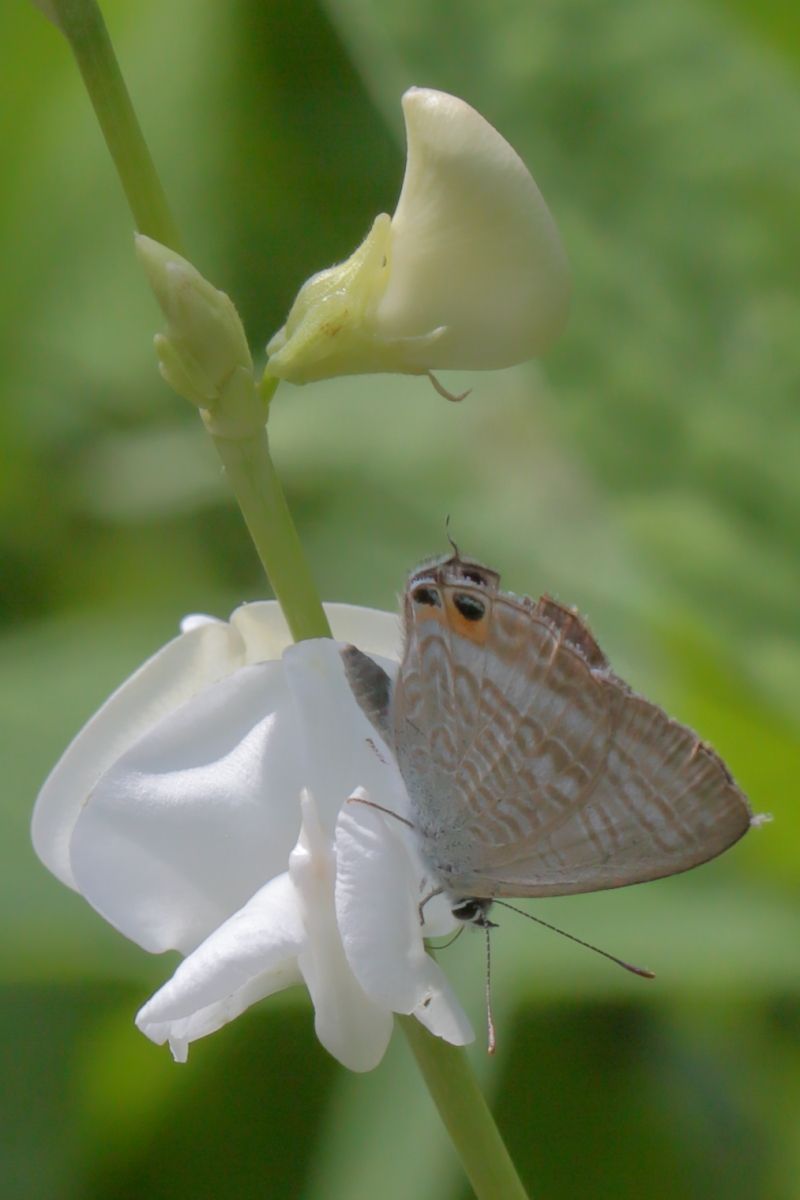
top-left (33, 601), bottom-right (399, 894)
top-left (265, 88), bottom-right (569, 383)
top-left (410, 984), bottom-right (474, 1046)
top-left (335, 800), bottom-right (473, 1047)
top-left (326, 604), bottom-right (402, 662)
top-left (141, 965), bottom-right (303, 1064)
top-left (375, 88), bottom-right (570, 369)
top-left (32, 618), bottom-right (245, 889)
top-left (283, 639), bottom-right (405, 834)
top-left (291, 791), bottom-right (392, 1072)
top-left (179, 614), bottom-right (220, 633)
top-left (136, 872), bottom-right (304, 1060)
top-left (231, 601), bottom-right (401, 666)
top-left (69, 661), bottom-right (301, 954)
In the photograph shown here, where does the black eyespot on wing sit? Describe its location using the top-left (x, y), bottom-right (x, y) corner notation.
top-left (453, 592), bottom-right (486, 621)
top-left (413, 585), bottom-right (441, 607)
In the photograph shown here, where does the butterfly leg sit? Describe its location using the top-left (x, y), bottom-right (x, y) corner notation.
top-left (418, 886), bottom-right (445, 927)
top-left (345, 793), bottom-right (415, 829)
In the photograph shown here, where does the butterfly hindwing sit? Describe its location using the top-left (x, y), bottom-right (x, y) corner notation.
top-left (343, 553), bottom-right (754, 903)
top-left (457, 667), bottom-right (752, 896)
top-left (391, 556), bottom-right (752, 899)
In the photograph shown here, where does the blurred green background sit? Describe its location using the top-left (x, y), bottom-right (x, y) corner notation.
top-left (2, 0), bottom-right (798, 1197)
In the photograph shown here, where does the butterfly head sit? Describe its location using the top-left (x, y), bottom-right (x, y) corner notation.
top-left (404, 552), bottom-right (500, 646)
top-left (449, 896), bottom-right (496, 928)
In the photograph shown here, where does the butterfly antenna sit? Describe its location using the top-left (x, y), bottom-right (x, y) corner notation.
top-left (493, 900), bottom-right (655, 979)
top-left (445, 514), bottom-right (460, 559)
top-left (484, 920), bottom-right (497, 1055)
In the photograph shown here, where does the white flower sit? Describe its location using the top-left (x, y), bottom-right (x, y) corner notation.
top-left (32, 604), bottom-right (472, 1071)
top-left (266, 87), bottom-right (570, 385)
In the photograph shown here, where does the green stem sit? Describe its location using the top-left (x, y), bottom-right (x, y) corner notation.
top-left (211, 424), bottom-right (331, 641)
top-left (49, 0), bottom-right (182, 249)
top-left (46, 0), bottom-right (329, 637)
top-left (399, 1016), bottom-right (531, 1200)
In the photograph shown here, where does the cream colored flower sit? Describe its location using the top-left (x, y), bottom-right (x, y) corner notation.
top-left (266, 87), bottom-right (570, 386)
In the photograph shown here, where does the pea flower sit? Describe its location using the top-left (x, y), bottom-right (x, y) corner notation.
top-left (32, 604), bottom-right (472, 1071)
top-left (266, 87), bottom-right (570, 386)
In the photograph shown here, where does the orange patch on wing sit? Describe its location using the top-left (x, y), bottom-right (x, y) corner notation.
top-left (409, 603), bottom-right (450, 633)
top-left (443, 592), bottom-right (492, 645)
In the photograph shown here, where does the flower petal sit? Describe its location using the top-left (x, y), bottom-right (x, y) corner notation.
top-left (265, 88), bottom-right (568, 384)
top-left (230, 601), bottom-right (401, 665)
top-left (375, 87), bottom-right (570, 369)
top-left (69, 661), bottom-right (302, 953)
top-left (32, 617), bottom-right (245, 889)
top-left (136, 872), bottom-right (304, 1061)
top-left (327, 604), bottom-right (402, 662)
top-left (283, 639), bottom-right (404, 834)
top-left (33, 601), bottom-right (399, 894)
top-left (335, 799), bottom-right (473, 1047)
top-left (291, 791), bottom-right (392, 1072)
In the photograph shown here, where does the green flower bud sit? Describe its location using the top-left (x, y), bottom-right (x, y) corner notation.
top-left (136, 236), bottom-right (266, 436)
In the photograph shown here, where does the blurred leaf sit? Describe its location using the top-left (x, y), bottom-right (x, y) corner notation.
top-left (709, 0), bottom-right (800, 65)
top-left (74, 424), bottom-right (225, 521)
top-left (3, 0), bottom-right (799, 1198)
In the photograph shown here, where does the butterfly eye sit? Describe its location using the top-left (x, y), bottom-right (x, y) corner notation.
top-left (451, 897), bottom-right (493, 925)
top-left (413, 585), bottom-right (442, 607)
top-left (461, 569), bottom-right (489, 587)
top-left (453, 593), bottom-right (486, 622)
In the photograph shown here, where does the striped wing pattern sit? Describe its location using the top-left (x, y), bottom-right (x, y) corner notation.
top-left (391, 559), bottom-right (752, 900)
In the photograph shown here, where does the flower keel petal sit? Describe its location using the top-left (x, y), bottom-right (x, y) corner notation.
top-left (136, 873), bottom-right (305, 1060)
top-left (335, 799), bottom-right (473, 1047)
top-left (291, 791), bottom-right (392, 1072)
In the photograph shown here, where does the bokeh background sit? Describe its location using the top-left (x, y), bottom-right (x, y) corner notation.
top-left (2, 1), bottom-right (799, 1197)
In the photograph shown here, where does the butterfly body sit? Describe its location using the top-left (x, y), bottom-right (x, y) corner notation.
top-left (343, 553), bottom-right (755, 921)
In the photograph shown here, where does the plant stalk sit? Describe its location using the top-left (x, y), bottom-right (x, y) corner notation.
top-left (49, 0), bottom-right (182, 249)
top-left (399, 1016), bottom-right (532, 1200)
top-left (211, 425), bottom-right (331, 641)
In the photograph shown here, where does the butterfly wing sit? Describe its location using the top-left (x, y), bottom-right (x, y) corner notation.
top-left (393, 585), bottom-right (752, 899)
top-left (392, 588), bottom-right (612, 887)
top-left (460, 675), bottom-right (753, 897)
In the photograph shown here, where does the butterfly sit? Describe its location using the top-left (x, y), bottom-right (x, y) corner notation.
top-left (342, 551), bottom-right (759, 931)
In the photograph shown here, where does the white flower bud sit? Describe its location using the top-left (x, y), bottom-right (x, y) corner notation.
top-left (266, 87), bottom-right (570, 386)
